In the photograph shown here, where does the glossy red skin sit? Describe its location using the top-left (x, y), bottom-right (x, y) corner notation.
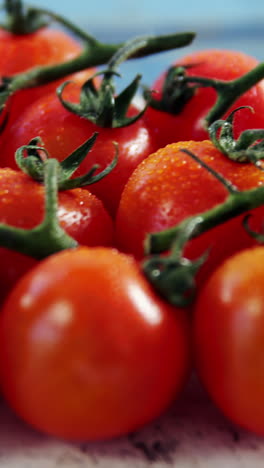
top-left (145, 49), bottom-right (264, 149)
top-left (0, 27), bottom-right (96, 130)
top-left (0, 85), bottom-right (155, 217)
top-left (0, 246), bottom-right (191, 440)
top-left (0, 168), bottom-right (114, 304)
top-left (194, 246), bottom-right (264, 435)
top-left (115, 140), bottom-right (264, 286)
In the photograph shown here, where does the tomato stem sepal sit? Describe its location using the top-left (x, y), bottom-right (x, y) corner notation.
top-left (143, 253), bottom-right (207, 307)
top-left (1, 0), bottom-right (49, 34)
top-left (0, 159), bottom-right (78, 259)
top-left (144, 65), bottom-right (198, 115)
top-left (57, 37), bottom-right (152, 128)
top-left (142, 217), bottom-right (208, 306)
top-left (209, 107), bottom-right (264, 168)
top-left (15, 133), bottom-right (118, 190)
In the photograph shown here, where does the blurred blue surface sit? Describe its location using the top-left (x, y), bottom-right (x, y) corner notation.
top-left (26, 1), bottom-right (264, 88)
top-left (31, 0), bottom-right (264, 28)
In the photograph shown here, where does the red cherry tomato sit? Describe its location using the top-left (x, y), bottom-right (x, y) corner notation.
top-left (0, 85), bottom-right (155, 217)
top-left (145, 49), bottom-right (264, 148)
top-left (0, 246), bottom-right (191, 440)
top-left (115, 140), bottom-right (264, 286)
top-left (0, 168), bottom-right (113, 304)
top-left (194, 246), bottom-right (264, 436)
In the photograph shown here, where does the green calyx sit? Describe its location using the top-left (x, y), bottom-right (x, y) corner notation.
top-left (145, 65), bottom-right (198, 114)
top-left (209, 107), bottom-right (264, 168)
top-left (57, 37), bottom-right (152, 128)
top-left (143, 217), bottom-right (208, 307)
top-left (143, 254), bottom-right (207, 307)
top-left (1, 0), bottom-right (49, 34)
top-left (15, 133), bottom-right (118, 190)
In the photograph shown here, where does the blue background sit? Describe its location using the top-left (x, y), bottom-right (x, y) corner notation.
top-left (30, 0), bottom-right (264, 30)
top-left (22, 1), bottom-right (264, 88)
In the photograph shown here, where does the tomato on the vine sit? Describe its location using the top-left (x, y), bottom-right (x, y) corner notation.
top-left (194, 246), bottom-right (264, 436)
top-left (0, 246), bottom-right (191, 440)
top-left (145, 49), bottom-right (264, 149)
top-left (0, 167), bottom-right (113, 304)
top-left (115, 139), bottom-right (264, 286)
top-left (0, 85), bottom-right (155, 217)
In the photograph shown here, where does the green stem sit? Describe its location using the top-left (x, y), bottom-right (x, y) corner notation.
top-left (0, 159), bottom-right (78, 259)
top-left (169, 216), bottom-right (204, 259)
top-left (186, 62), bottom-right (264, 127)
top-left (14, 32), bottom-right (195, 84)
top-left (1, 30), bottom-right (195, 111)
top-left (145, 185), bottom-right (264, 255)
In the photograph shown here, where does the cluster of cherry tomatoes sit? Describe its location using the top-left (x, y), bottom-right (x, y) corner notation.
top-left (1, 3), bottom-right (264, 443)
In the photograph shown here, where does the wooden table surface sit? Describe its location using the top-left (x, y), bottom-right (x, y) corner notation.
top-left (0, 376), bottom-right (263, 467)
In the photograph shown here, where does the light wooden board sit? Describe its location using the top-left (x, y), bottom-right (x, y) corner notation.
top-left (0, 376), bottom-right (263, 467)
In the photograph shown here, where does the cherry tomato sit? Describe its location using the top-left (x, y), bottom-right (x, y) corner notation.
top-left (0, 84), bottom-right (155, 217)
top-left (145, 49), bottom-right (264, 149)
top-left (0, 27), bottom-right (96, 130)
top-left (115, 140), bottom-right (264, 286)
top-left (0, 246), bottom-right (191, 440)
top-left (194, 246), bottom-right (264, 436)
top-left (0, 168), bottom-right (113, 304)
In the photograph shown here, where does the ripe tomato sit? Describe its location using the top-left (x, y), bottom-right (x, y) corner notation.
top-left (115, 140), bottom-right (264, 286)
top-left (0, 246), bottom-right (191, 440)
top-left (0, 168), bottom-right (113, 305)
top-left (145, 49), bottom-right (264, 149)
top-left (0, 84), bottom-right (155, 217)
top-left (0, 27), bottom-right (96, 129)
top-left (194, 246), bottom-right (264, 436)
